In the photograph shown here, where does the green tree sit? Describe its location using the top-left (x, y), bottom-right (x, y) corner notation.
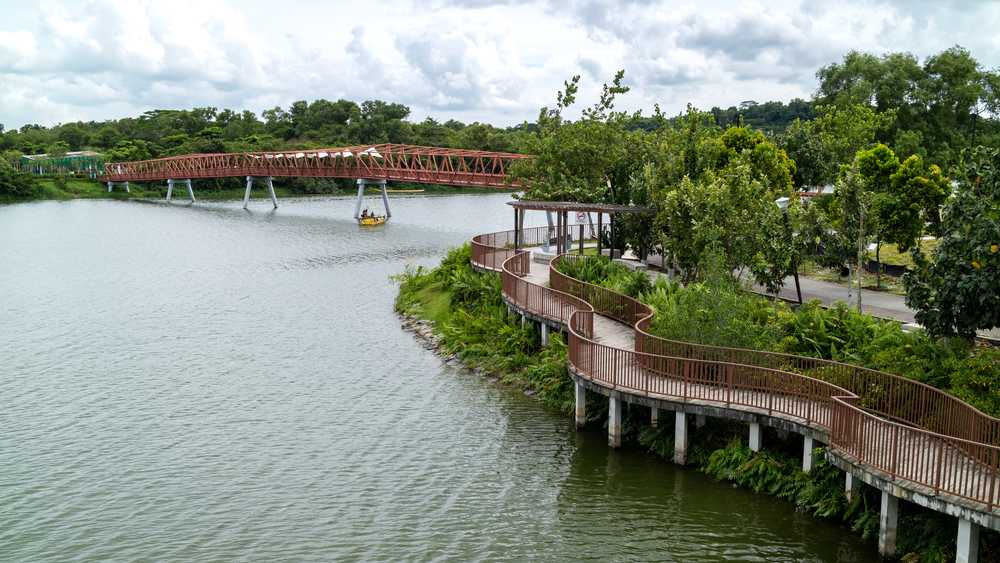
top-left (905, 146), bottom-right (1000, 338)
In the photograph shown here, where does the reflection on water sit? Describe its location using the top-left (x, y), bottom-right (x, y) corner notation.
top-left (0, 195), bottom-right (876, 561)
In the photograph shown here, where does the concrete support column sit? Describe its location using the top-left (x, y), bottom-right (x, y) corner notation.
top-left (243, 176), bottom-right (254, 209)
top-left (265, 176), bottom-right (277, 209)
top-left (650, 407), bottom-right (659, 428)
top-left (608, 393), bottom-right (622, 449)
top-left (380, 180), bottom-right (391, 218)
top-left (674, 410), bottom-right (688, 465)
top-left (184, 179), bottom-right (193, 202)
top-left (695, 414), bottom-right (706, 428)
top-left (957, 518), bottom-right (980, 563)
top-left (878, 491), bottom-right (899, 557)
top-left (749, 422), bottom-right (762, 452)
top-left (574, 380), bottom-right (586, 429)
top-left (540, 323), bottom-right (550, 347)
top-left (845, 472), bottom-right (860, 502)
top-left (353, 179), bottom-right (365, 219)
top-left (166, 179), bottom-right (174, 201)
top-left (107, 181), bottom-right (112, 193)
top-left (124, 181), bottom-right (130, 193)
top-left (520, 314), bottom-right (526, 329)
top-left (802, 435), bottom-right (814, 473)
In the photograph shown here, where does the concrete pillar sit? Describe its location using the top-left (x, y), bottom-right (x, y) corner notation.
top-left (650, 407), bottom-right (659, 428)
top-left (107, 181), bottom-right (112, 193)
top-left (380, 180), bottom-right (391, 218)
top-left (265, 176), bottom-right (277, 208)
top-left (845, 471), bottom-right (860, 502)
top-left (574, 380), bottom-right (586, 429)
top-left (802, 435), bottom-right (814, 473)
top-left (957, 518), bottom-right (980, 563)
top-left (540, 323), bottom-right (550, 347)
top-left (124, 181), bottom-right (130, 193)
top-left (184, 179), bottom-right (193, 202)
top-left (749, 422), bottom-right (761, 452)
top-left (674, 410), bottom-right (687, 464)
top-left (353, 179), bottom-right (365, 218)
top-left (695, 414), bottom-right (706, 428)
top-left (521, 314), bottom-right (526, 329)
top-left (608, 394), bottom-right (622, 449)
top-left (166, 179), bottom-right (174, 201)
top-left (878, 491), bottom-right (899, 557)
top-left (243, 176), bottom-right (254, 209)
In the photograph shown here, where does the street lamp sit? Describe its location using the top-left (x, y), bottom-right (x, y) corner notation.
top-left (776, 197), bottom-right (803, 304)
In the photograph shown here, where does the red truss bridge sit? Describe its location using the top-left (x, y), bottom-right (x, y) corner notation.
top-left (101, 144), bottom-right (531, 188)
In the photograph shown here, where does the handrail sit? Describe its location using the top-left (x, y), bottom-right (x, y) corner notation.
top-left (469, 228), bottom-right (1000, 510)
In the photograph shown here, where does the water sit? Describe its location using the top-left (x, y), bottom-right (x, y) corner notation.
top-left (0, 195), bottom-right (876, 562)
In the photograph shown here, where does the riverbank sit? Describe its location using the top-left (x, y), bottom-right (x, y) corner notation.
top-left (397, 244), bottom-right (999, 561)
top-left (0, 177), bottom-right (516, 204)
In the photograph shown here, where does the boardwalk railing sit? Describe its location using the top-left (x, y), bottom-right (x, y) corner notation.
top-left (469, 229), bottom-right (1000, 511)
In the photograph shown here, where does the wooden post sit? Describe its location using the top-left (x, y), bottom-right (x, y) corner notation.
top-left (596, 213), bottom-right (603, 257)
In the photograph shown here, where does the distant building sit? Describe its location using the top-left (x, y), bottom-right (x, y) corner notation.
top-left (18, 151), bottom-right (104, 178)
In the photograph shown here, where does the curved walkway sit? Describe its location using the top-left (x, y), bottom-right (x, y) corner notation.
top-left (471, 226), bottom-right (1000, 559)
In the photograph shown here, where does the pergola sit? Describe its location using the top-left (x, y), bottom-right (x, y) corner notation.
top-left (507, 200), bottom-right (654, 256)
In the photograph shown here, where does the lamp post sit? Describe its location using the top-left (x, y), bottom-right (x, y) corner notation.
top-left (776, 197), bottom-right (803, 304)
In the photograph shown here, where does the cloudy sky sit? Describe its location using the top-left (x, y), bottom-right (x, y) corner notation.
top-left (1, 0), bottom-right (998, 130)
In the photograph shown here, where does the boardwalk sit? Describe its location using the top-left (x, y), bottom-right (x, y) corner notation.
top-left (470, 225), bottom-right (1000, 560)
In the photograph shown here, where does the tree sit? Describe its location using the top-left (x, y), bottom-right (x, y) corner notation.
top-left (905, 146), bottom-right (1000, 339)
top-left (0, 159), bottom-right (37, 197)
top-left (880, 155), bottom-right (949, 252)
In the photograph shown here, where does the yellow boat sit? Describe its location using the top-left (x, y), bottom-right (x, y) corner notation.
top-left (359, 215), bottom-right (387, 226)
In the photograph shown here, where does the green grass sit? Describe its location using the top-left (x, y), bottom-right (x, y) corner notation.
top-left (876, 239), bottom-right (939, 267)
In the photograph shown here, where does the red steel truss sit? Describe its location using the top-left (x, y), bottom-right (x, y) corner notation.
top-left (101, 144), bottom-right (531, 188)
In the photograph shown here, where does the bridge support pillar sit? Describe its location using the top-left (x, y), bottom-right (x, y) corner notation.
top-left (166, 179), bottom-right (174, 201)
top-left (574, 380), bottom-right (586, 429)
top-left (540, 323), bottom-right (550, 347)
top-left (674, 410), bottom-right (687, 464)
top-left (380, 180), bottom-right (391, 218)
top-left (355, 179), bottom-right (388, 218)
top-left (520, 314), bottom-right (526, 329)
top-left (185, 179), bottom-right (195, 203)
top-left (844, 471), bottom-right (860, 501)
top-left (266, 177), bottom-right (277, 209)
top-left (695, 414), bottom-right (706, 428)
top-left (802, 435), bottom-right (814, 473)
top-left (749, 422), bottom-right (761, 452)
top-left (878, 491), bottom-right (898, 557)
top-left (106, 181), bottom-right (129, 193)
top-left (608, 393), bottom-right (622, 449)
top-left (650, 407), bottom-right (659, 428)
top-left (957, 518), bottom-right (980, 563)
top-left (244, 176), bottom-right (254, 209)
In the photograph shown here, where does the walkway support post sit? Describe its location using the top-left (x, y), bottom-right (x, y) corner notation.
top-left (802, 435), bottom-right (814, 472)
top-left (608, 393), bottom-right (622, 448)
top-left (244, 176), bottom-right (254, 209)
top-left (185, 179), bottom-right (194, 203)
top-left (166, 179), bottom-right (174, 201)
top-left (879, 491), bottom-right (899, 557)
top-left (265, 176), bottom-right (277, 209)
top-left (575, 380), bottom-right (586, 429)
top-left (651, 407), bottom-right (659, 428)
top-left (845, 472), bottom-right (860, 501)
top-left (674, 410), bottom-right (688, 464)
top-left (379, 179), bottom-right (391, 218)
top-left (749, 422), bottom-right (762, 452)
top-left (696, 414), bottom-right (706, 428)
top-left (957, 518), bottom-right (980, 563)
top-left (540, 323), bottom-right (550, 347)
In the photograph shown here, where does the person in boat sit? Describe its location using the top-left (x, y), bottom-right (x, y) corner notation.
top-left (361, 209), bottom-right (369, 219)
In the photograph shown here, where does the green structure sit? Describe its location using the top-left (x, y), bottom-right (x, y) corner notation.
top-left (17, 151), bottom-right (104, 178)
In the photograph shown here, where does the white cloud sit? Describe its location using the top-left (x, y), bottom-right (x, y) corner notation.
top-left (1, 0), bottom-right (999, 130)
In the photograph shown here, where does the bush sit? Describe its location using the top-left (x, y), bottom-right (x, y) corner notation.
top-left (0, 163), bottom-right (38, 198)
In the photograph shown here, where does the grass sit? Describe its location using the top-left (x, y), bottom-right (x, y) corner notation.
top-left (798, 260), bottom-right (908, 295)
top-left (876, 239), bottom-right (939, 267)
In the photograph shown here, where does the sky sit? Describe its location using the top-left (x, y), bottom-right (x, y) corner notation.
top-left (1, 0), bottom-right (999, 130)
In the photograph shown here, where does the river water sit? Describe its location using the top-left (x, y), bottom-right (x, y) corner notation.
top-left (0, 195), bottom-right (876, 562)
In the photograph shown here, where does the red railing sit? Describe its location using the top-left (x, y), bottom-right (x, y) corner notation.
top-left (103, 144), bottom-right (532, 188)
top-left (469, 232), bottom-right (1000, 511)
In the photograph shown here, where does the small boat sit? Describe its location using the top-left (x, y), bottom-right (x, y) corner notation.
top-left (359, 215), bottom-right (387, 226)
